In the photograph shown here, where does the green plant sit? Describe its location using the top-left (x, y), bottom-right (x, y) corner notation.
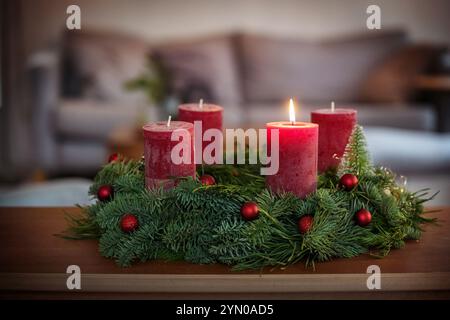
top-left (125, 56), bottom-right (171, 105)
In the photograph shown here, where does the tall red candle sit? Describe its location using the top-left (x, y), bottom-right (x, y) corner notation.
top-left (142, 121), bottom-right (195, 190)
top-left (311, 107), bottom-right (357, 172)
top-left (178, 102), bottom-right (223, 152)
top-left (266, 99), bottom-right (318, 198)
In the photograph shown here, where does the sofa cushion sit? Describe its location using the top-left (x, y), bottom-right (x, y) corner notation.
top-left (154, 34), bottom-right (242, 106)
top-left (360, 44), bottom-right (444, 103)
top-left (56, 99), bottom-right (141, 141)
top-left (0, 178), bottom-right (94, 207)
top-left (58, 141), bottom-right (107, 173)
top-left (238, 31), bottom-right (407, 104)
top-left (364, 127), bottom-right (450, 173)
top-left (62, 30), bottom-right (149, 104)
top-left (243, 102), bottom-right (436, 131)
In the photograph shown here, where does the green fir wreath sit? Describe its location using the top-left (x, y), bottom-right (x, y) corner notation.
top-left (62, 125), bottom-right (436, 270)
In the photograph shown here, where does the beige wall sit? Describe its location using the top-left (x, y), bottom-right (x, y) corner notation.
top-left (22, 0), bottom-right (450, 56)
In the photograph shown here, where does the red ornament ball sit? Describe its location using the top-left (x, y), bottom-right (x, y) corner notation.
top-left (340, 173), bottom-right (358, 190)
top-left (108, 153), bottom-right (119, 163)
top-left (120, 213), bottom-right (139, 233)
top-left (240, 201), bottom-right (260, 221)
top-left (200, 174), bottom-right (216, 186)
top-left (355, 208), bottom-right (372, 227)
top-left (97, 185), bottom-right (114, 202)
top-left (298, 215), bottom-right (314, 234)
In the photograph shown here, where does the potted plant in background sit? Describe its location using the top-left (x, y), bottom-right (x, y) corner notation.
top-left (125, 54), bottom-right (179, 122)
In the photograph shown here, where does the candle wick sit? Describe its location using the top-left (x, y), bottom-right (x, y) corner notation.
top-left (331, 101), bottom-right (335, 112)
top-left (199, 98), bottom-right (203, 109)
top-left (167, 115), bottom-right (172, 127)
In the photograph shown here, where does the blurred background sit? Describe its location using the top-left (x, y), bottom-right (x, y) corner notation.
top-left (1, 0), bottom-right (450, 206)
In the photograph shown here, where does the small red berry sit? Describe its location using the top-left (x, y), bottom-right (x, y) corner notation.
top-left (298, 215), bottom-right (314, 234)
top-left (200, 174), bottom-right (216, 186)
top-left (97, 185), bottom-right (113, 202)
top-left (340, 173), bottom-right (358, 190)
top-left (108, 153), bottom-right (119, 163)
top-left (240, 201), bottom-right (260, 221)
top-left (120, 214), bottom-right (139, 233)
top-left (355, 209), bottom-right (372, 227)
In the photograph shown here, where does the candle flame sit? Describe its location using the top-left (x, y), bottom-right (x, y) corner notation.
top-left (289, 98), bottom-right (296, 124)
top-left (167, 115), bottom-right (172, 127)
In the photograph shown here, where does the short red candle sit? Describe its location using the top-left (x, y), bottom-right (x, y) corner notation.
top-left (266, 121), bottom-right (318, 199)
top-left (178, 103), bottom-right (223, 152)
top-left (311, 108), bottom-right (357, 172)
top-left (142, 121), bottom-right (195, 190)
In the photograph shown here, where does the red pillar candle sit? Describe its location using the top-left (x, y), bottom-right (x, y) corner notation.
top-left (311, 104), bottom-right (357, 172)
top-left (266, 99), bottom-right (318, 199)
top-left (178, 101), bottom-right (223, 153)
top-left (142, 120), bottom-right (196, 190)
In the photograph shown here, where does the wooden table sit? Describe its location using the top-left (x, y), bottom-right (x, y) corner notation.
top-left (0, 207), bottom-right (449, 299)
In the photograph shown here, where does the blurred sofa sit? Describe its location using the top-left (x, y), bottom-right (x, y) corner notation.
top-left (29, 29), bottom-right (445, 175)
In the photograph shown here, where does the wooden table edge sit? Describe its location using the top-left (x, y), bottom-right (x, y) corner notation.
top-left (1, 272), bottom-right (449, 293)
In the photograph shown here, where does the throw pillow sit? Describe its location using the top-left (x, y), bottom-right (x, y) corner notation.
top-left (237, 31), bottom-right (407, 104)
top-left (62, 30), bottom-right (150, 105)
top-left (359, 44), bottom-right (444, 103)
top-left (153, 34), bottom-right (242, 106)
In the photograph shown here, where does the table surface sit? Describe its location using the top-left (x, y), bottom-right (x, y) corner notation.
top-left (0, 207), bottom-right (449, 299)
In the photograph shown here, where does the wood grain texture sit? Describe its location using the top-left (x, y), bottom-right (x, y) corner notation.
top-left (0, 207), bottom-right (449, 298)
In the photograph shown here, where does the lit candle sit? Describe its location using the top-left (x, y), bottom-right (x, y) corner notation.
top-left (178, 100), bottom-right (223, 155)
top-left (266, 99), bottom-right (318, 198)
top-left (142, 118), bottom-right (195, 190)
top-left (311, 102), bottom-right (357, 172)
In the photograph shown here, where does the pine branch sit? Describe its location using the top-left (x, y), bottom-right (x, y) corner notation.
top-left (338, 125), bottom-right (373, 176)
top-left (60, 138), bottom-right (435, 269)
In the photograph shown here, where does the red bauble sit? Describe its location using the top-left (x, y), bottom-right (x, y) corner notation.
top-left (355, 209), bottom-right (372, 227)
top-left (120, 213), bottom-right (139, 233)
top-left (97, 185), bottom-right (114, 202)
top-left (298, 215), bottom-right (314, 234)
top-left (108, 153), bottom-right (119, 163)
top-left (200, 174), bottom-right (216, 186)
top-left (340, 173), bottom-right (358, 190)
top-left (240, 201), bottom-right (260, 221)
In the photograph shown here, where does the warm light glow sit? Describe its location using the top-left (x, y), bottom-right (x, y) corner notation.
top-left (289, 98), bottom-right (296, 124)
